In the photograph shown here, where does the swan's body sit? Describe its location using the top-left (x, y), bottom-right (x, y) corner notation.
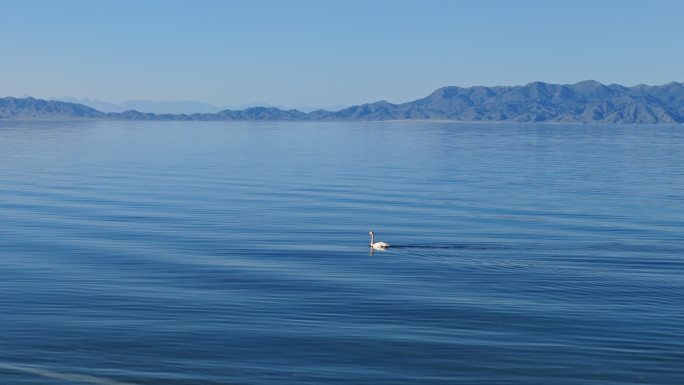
top-left (369, 231), bottom-right (389, 250)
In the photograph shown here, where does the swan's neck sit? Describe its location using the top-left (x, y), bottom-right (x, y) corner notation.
top-left (369, 232), bottom-right (375, 245)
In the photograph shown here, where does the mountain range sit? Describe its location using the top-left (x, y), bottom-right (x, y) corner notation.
top-left (56, 98), bottom-right (347, 114)
top-left (2, 80), bottom-right (684, 123)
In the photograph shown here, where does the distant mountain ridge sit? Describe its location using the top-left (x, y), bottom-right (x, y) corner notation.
top-left (0, 97), bottom-right (104, 119)
top-left (58, 97), bottom-right (347, 114)
top-left (3, 81), bottom-right (684, 123)
top-left (59, 98), bottom-right (226, 114)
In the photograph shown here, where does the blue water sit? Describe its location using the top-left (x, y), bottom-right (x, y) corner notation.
top-left (0, 121), bottom-right (682, 384)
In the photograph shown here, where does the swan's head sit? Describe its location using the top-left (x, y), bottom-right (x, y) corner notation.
top-left (368, 231), bottom-right (374, 235)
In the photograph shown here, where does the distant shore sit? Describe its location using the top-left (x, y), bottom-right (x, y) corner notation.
top-left (3, 80), bottom-right (684, 124)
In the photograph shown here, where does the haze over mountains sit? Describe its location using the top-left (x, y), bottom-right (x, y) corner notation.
top-left (58, 98), bottom-right (348, 114)
top-left (2, 81), bottom-right (684, 123)
top-left (59, 98), bottom-right (227, 114)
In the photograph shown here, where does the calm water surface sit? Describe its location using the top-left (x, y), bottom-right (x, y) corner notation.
top-left (0, 121), bottom-right (682, 384)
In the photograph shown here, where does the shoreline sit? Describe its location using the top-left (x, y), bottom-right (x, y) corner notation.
top-left (0, 117), bottom-right (682, 125)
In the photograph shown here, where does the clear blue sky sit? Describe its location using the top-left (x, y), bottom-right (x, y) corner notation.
top-left (2, 0), bottom-right (682, 107)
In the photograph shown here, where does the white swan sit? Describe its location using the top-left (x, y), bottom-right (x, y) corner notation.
top-left (369, 231), bottom-right (389, 250)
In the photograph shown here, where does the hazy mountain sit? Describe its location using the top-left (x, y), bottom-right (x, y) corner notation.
top-left (58, 98), bottom-right (124, 113)
top-left (4, 81), bottom-right (684, 123)
top-left (110, 107), bottom-right (306, 121)
top-left (60, 98), bottom-right (225, 114)
top-left (0, 97), bottom-right (104, 119)
top-left (59, 97), bottom-right (344, 114)
top-left (319, 80), bottom-right (684, 123)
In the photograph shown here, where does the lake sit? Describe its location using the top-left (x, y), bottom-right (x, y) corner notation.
top-left (0, 120), bottom-right (682, 384)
